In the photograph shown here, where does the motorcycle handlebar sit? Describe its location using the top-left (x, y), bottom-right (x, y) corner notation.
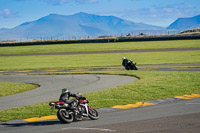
top-left (76, 96), bottom-right (86, 100)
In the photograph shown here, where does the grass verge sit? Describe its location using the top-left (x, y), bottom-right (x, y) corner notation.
top-left (0, 82), bottom-right (38, 97)
top-left (0, 39), bottom-right (200, 55)
top-left (0, 50), bottom-right (200, 71)
top-left (0, 71), bottom-right (199, 122)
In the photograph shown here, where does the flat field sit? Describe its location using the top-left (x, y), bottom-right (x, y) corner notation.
top-left (0, 39), bottom-right (200, 55)
top-left (0, 71), bottom-right (200, 122)
top-left (0, 50), bottom-right (199, 70)
top-left (0, 82), bottom-right (38, 97)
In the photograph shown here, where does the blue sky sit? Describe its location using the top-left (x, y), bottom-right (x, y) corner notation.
top-left (0, 0), bottom-right (200, 29)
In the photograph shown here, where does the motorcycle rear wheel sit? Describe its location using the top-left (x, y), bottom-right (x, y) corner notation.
top-left (57, 108), bottom-right (74, 123)
top-left (88, 108), bottom-right (99, 120)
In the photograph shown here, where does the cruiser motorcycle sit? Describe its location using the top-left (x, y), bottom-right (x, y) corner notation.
top-left (49, 96), bottom-right (99, 123)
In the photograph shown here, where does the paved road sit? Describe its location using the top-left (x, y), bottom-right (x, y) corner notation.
top-left (0, 74), bottom-right (137, 110)
top-left (0, 47), bottom-right (200, 133)
top-left (1, 97), bottom-right (200, 133)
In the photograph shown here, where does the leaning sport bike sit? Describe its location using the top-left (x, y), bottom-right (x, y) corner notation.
top-left (123, 60), bottom-right (138, 70)
top-left (49, 96), bottom-right (99, 123)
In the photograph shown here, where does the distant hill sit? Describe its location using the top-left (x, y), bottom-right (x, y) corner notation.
top-left (167, 15), bottom-right (200, 31)
top-left (0, 12), bottom-right (163, 41)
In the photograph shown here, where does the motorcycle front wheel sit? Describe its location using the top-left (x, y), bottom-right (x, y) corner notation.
top-left (88, 107), bottom-right (99, 120)
top-left (133, 64), bottom-right (138, 70)
top-left (57, 108), bottom-right (74, 123)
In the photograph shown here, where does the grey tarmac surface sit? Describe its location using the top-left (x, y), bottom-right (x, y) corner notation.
top-left (1, 47), bottom-right (200, 133)
top-left (1, 97), bottom-right (200, 133)
top-left (0, 74), bottom-right (137, 110)
top-left (61, 112), bottom-right (200, 133)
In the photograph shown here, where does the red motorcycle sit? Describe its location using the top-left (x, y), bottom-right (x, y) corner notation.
top-left (49, 96), bottom-right (99, 123)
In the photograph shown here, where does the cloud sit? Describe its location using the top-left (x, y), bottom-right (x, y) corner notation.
top-left (11, 0), bottom-right (26, 1)
top-left (44, 0), bottom-right (98, 6)
top-left (0, 9), bottom-right (19, 18)
top-left (76, 0), bottom-right (98, 4)
top-left (97, 3), bottom-right (200, 27)
top-left (44, 0), bottom-right (71, 5)
top-left (150, 3), bottom-right (200, 18)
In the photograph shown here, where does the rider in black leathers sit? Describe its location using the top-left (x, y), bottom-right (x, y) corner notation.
top-left (59, 88), bottom-right (79, 110)
top-left (122, 57), bottom-right (137, 70)
top-left (122, 57), bottom-right (133, 66)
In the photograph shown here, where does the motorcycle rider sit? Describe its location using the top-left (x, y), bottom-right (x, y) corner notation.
top-left (122, 57), bottom-right (133, 66)
top-left (59, 88), bottom-right (79, 111)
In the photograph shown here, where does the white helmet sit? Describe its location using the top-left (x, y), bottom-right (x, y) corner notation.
top-left (122, 57), bottom-right (126, 60)
top-left (62, 88), bottom-right (69, 94)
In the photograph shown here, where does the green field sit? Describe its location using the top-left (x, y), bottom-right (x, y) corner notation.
top-left (0, 39), bottom-right (200, 55)
top-left (0, 50), bottom-right (200, 71)
top-left (0, 71), bottom-right (200, 122)
top-left (0, 82), bottom-right (38, 97)
top-left (0, 39), bottom-right (200, 122)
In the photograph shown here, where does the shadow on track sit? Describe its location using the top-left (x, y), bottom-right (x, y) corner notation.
top-left (1, 118), bottom-right (92, 128)
top-left (1, 120), bottom-right (62, 127)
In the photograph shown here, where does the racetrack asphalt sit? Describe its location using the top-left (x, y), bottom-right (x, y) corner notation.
top-left (1, 96), bottom-right (200, 133)
top-left (0, 74), bottom-right (137, 110)
top-left (0, 47), bottom-right (200, 133)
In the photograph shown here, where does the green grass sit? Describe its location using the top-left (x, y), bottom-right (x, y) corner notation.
top-left (0, 39), bottom-right (200, 55)
top-left (0, 39), bottom-right (200, 122)
top-left (0, 71), bottom-right (199, 122)
top-left (0, 82), bottom-right (38, 97)
top-left (140, 66), bottom-right (200, 69)
top-left (0, 50), bottom-right (200, 71)
top-left (85, 71), bottom-right (200, 109)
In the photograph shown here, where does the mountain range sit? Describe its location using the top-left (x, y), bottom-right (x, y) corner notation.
top-left (0, 12), bottom-right (200, 41)
top-left (167, 15), bottom-right (200, 30)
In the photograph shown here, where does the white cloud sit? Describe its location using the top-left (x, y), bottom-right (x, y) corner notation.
top-left (96, 3), bottom-right (200, 27)
top-left (0, 9), bottom-right (19, 18)
top-left (44, 0), bottom-right (98, 5)
top-left (44, 0), bottom-right (71, 5)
